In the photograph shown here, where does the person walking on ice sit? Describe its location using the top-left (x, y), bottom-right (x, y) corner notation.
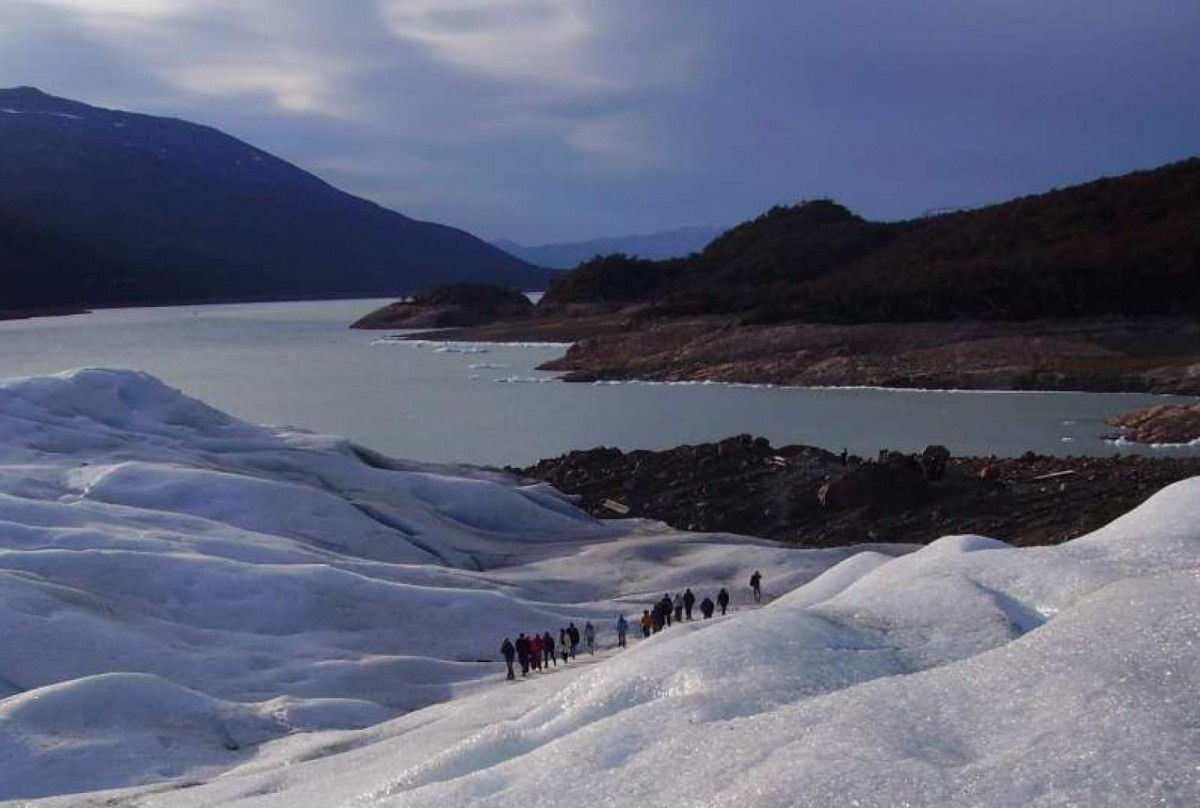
top-left (500, 637), bottom-right (516, 681)
top-left (717, 587), bottom-right (730, 616)
top-left (640, 610), bottom-right (653, 637)
top-left (750, 570), bottom-right (763, 604)
top-left (683, 588), bottom-right (695, 620)
top-left (559, 628), bottom-right (571, 664)
top-left (616, 614), bottom-right (628, 647)
top-left (567, 622), bottom-right (580, 658)
top-left (516, 633), bottom-right (531, 676)
top-left (584, 621), bottom-right (596, 655)
top-left (700, 596), bottom-right (715, 619)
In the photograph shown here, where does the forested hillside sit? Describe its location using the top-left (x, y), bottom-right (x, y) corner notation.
top-left (542, 159), bottom-right (1200, 322)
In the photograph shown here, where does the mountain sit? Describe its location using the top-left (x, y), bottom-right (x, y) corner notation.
top-left (494, 225), bottom-right (722, 269)
top-left (541, 159), bottom-right (1200, 322)
top-left (0, 87), bottom-right (550, 310)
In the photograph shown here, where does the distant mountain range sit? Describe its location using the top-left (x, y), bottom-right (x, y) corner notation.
top-left (493, 225), bottom-right (722, 269)
top-left (0, 87), bottom-right (549, 311)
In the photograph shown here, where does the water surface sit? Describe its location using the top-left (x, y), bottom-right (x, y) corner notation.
top-left (0, 300), bottom-right (1191, 466)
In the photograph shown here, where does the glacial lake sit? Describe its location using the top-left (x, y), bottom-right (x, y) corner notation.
top-left (0, 299), bottom-right (1194, 466)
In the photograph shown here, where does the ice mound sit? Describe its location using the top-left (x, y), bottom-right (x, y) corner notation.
top-left (288, 487), bottom-right (1196, 808)
top-left (0, 369), bottom-right (637, 796)
top-left (0, 672), bottom-right (390, 801)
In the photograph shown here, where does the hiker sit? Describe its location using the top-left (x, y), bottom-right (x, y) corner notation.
top-left (530, 633), bottom-right (543, 671)
top-left (673, 592), bottom-right (684, 624)
top-left (616, 614), bottom-right (628, 647)
top-left (584, 621), bottom-right (596, 655)
top-left (651, 603), bottom-right (664, 633)
top-left (559, 628), bottom-right (571, 664)
top-left (717, 588), bottom-right (730, 615)
top-left (750, 570), bottom-right (763, 603)
top-left (500, 637), bottom-right (516, 681)
top-left (700, 596), bottom-right (715, 619)
top-left (640, 610), bottom-right (653, 638)
top-left (516, 633), bottom-right (531, 676)
top-left (660, 594), bottom-right (674, 627)
top-left (683, 588), bottom-right (695, 620)
top-left (568, 622), bottom-right (581, 658)
top-left (543, 631), bottom-right (556, 667)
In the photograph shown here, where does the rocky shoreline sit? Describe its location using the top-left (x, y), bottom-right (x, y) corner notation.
top-left (403, 311), bottom-right (1200, 395)
top-left (519, 436), bottom-right (1200, 547)
top-left (1107, 403), bottom-right (1200, 444)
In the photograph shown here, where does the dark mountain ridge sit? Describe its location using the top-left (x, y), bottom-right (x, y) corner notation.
top-left (541, 158), bottom-right (1200, 323)
top-left (0, 87), bottom-right (549, 310)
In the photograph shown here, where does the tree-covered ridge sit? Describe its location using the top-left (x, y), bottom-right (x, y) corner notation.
top-left (542, 158), bottom-right (1200, 322)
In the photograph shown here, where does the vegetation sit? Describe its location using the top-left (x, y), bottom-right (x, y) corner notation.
top-left (539, 159), bottom-right (1200, 323)
top-left (350, 283), bottom-right (533, 329)
top-left (541, 254), bottom-right (683, 306)
top-left (409, 283), bottom-right (533, 311)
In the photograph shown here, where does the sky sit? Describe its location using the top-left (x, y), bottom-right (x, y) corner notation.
top-left (1, 1), bottom-right (1197, 244)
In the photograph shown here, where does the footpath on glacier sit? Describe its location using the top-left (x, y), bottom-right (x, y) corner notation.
top-left (0, 368), bottom-right (1196, 807)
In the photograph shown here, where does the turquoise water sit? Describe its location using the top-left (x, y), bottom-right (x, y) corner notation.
top-left (0, 300), bottom-right (1191, 466)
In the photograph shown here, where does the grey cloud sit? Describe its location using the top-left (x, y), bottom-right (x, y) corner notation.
top-left (0, 0), bottom-right (1195, 243)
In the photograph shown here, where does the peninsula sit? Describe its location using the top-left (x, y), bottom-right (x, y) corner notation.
top-left (355, 158), bottom-right (1200, 395)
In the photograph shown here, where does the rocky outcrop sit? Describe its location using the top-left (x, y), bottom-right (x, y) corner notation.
top-left (521, 438), bottom-right (1200, 547)
top-left (414, 314), bottom-right (1200, 395)
top-left (1108, 403), bottom-right (1200, 444)
top-left (534, 316), bottom-right (1200, 395)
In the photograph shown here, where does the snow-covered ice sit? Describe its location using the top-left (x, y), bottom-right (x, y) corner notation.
top-left (1, 368), bottom-right (1197, 806)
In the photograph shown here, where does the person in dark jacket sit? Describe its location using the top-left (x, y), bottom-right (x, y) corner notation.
top-left (700, 597), bottom-right (715, 619)
top-left (567, 622), bottom-right (581, 658)
top-left (543, 631), bottom-right (556, 667)
top-left (750, 570), bottom-right (763, 603)
top-left (660, 594), bottom-right (674, 627)
top-left (515, 633), bottom-right (530, 676)
top-left (673, 593), bottom-right (684, 624)
top-left (500, 637), bottom-right (516, 680)
top-left (717, 587), bottom-right (730, 615)
top-left (617, 614), bottom-right (629, 647)
top-left (683, 588), bottom-right (696, 620)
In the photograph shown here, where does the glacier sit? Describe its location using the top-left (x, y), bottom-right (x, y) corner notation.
top-left (0, 368), bottom-right (1196, 806)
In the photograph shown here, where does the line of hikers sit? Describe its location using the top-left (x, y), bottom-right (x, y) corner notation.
top-left (500, 621), bottom-right (596, 680)
top-left (640, 585), bottom-right (720, 636)
top-left (499, 572), bottom-right (764, 680)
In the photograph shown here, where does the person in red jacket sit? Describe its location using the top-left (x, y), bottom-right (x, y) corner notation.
top-left (530, 633), bottom-right (543, 671)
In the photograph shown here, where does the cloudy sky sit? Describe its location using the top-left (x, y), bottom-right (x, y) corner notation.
top-left (1, 1), bottom-right (1197, 243)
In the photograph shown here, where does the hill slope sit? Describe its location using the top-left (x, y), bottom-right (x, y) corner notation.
top-left (541, 159), bottom-right (1200, 322)
top-left (0, 87), bottom-right (549, 309)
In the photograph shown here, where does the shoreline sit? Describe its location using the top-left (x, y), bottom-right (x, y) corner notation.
top-left (388, 311), bottom-right (1200, 397)
top-left (519, 437), bottom-right (1200, 548)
